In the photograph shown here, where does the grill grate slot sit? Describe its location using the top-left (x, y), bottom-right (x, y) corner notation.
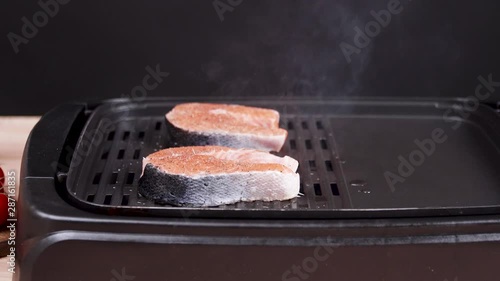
top-left (314, 184), bottom-right (322, 196)
top-left (126, 173), bottom-right (135, 185)
top-left (104, 195), bottom-right (112, 205)
top-left (69, 115), bottom-right (345, 212)
top-left (308, 160), bottom-right (316, 171)
top-left (121, 195), bottom-right (130, 206)
top-left (305, 140), bottom-right (312, 149)
top-left (138, 131), bottom-right (145, 140)
top-left (92, 173), bottom-right (102, 185)
top-left (101, 151), bottom-right (109, 159)
top-left (117, 149), bottom-right (125, 159)
top-left (122, 131), bottom-right (130, 141)
top-left (325, 160), bottom-right (333, 172)
top-left (133, 149), bottom-right (141, 159)
top-left (320, 139), bottom-right (328, 150)
top-left (330, 183), bottom-right (340, 196)
top-left (109, 173), bottom-right (118, 184)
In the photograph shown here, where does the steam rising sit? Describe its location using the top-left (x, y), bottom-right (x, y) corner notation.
top-left (201, 1), bottom-right (378, 100)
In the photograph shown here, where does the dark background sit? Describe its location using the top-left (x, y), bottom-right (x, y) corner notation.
top-left (1, 0), bottom-right (500, 115)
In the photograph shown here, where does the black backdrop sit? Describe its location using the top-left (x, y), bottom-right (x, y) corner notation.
top-left (1, 0), bottom-right (500, 115)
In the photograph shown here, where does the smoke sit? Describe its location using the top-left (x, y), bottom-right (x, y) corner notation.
top-left (201, 0), bottom-right (376, 100)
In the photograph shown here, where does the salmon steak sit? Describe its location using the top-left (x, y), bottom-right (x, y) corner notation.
top-left (165, 103), bottom-right (288, 152)
top-left (138, 146), bottom-right (300, 207)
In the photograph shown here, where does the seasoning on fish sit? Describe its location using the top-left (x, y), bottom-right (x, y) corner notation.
top-left (166, 103), bottom-right (288, 152)
top-left (138, 146), bottom-right (300, 207)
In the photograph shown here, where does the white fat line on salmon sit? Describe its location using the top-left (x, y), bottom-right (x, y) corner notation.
top-left (208, 108), bottom-right (228, 115)
top-left (162, 170), bottom-right (295, 179)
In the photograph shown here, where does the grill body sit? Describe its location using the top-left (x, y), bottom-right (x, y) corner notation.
top-left (15, 98), bottom-right (500, 281)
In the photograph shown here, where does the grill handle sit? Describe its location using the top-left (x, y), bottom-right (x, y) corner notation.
top-left (22, 103), bottom-right (88, 178)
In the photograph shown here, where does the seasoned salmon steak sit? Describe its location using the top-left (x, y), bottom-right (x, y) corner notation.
top-left (166, 103), bottom-right (288, 152)
top-left (138, 146), bottom-right (300, 207)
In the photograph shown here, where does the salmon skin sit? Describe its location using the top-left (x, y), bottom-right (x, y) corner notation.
top-left (138, 146), bottom-right (300, 207)
top-left (166, 103), bottom-right (288, 152)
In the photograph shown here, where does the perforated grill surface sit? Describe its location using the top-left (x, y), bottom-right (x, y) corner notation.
top-left (70, 115), bottom-right (349, 210)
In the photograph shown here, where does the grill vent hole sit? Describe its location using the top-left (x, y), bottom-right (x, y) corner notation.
top-left (330, 183), bottom-right (340, 196)
top-left (308, 160), bottom-right (316, 171)
top-left (314, 183), bottom-right (322, 196)
top-left (316, 121), bottom-right (323, 130)
top-left (287, 121), bottom-right (294, 130)
top-left (133, 149), bottom-right (141, 159)
top-left (325, 160), bottom-right (333, 171)
top-left (92, 173), bottom-right (102, 185)
top-left (155, 122), bottom-right (162, 130)
top-left (138, 132), bottom-right (145, 140)
top-left (320, 139), bottom-right (328, 150)
top-left (117, 149), bottom-right (125, 159)
top-left (290, 140), bottom-right (296, 150)
top-left (122, 131), bottom-right (130, 140)
top-left (299, 183), bottom-right (304, 193)
top-left (305, 140), bottom-right (312, 150)
top-left (101, 151), bottom-right (109, 159)
top-left (104, 195), bottom-right (112, 205)
top-left (110, 172), bottom-right (118, 184)
top-left (126, 173), bottom-right (135, 184)
top-left (87, 194), bottom-right (95, 202)
top-left (301, 121), bottom-right (308, 129)
top-left (121, 195), bottom-right (130, 206)
top-left (107, 131), bottom-right (115, 141)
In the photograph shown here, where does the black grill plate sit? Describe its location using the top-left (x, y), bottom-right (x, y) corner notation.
top-left (65, 99), bottom-right (500, 218)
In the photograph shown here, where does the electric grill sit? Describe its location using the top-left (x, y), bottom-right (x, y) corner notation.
top-left (16, 97), bottom-right (500, 281)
